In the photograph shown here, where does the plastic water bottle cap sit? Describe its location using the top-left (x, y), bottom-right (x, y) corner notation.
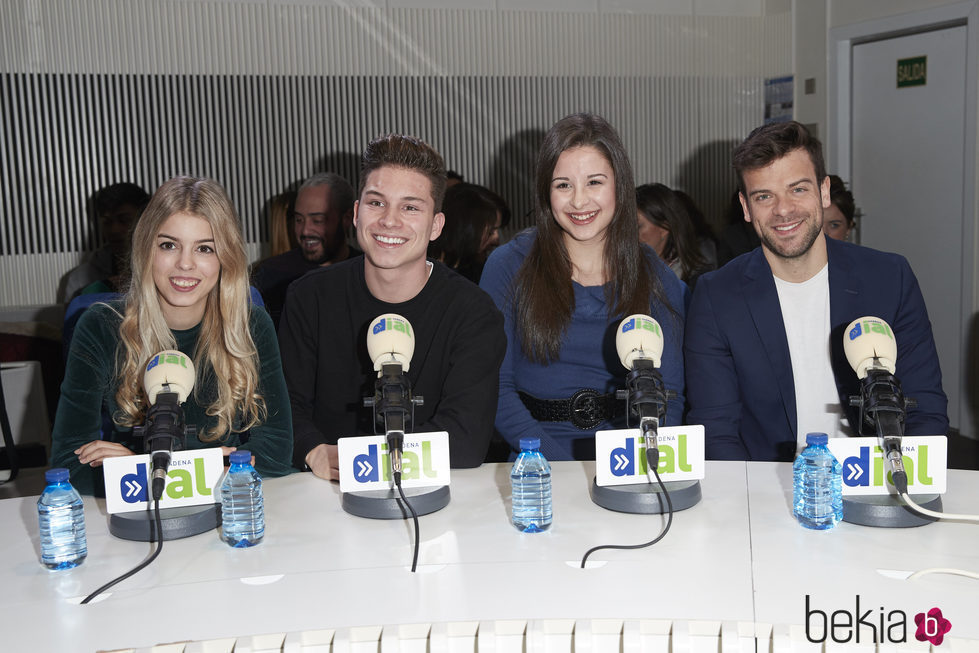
top-left (229, 450), bottom-right (252, 465)
top-left (519, 437), bottom-right (540, 451)
top-left (805, 432), bottom-right (829, 446)
top-left (44, 468), bottom-right (70, 484)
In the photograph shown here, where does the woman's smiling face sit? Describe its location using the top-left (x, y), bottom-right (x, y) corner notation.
top-left (549, 145), bottom-right (616, 248)
top-left (152, 212), bottom-right (220, 329)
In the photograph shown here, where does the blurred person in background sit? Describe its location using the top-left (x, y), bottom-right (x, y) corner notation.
top-left (636, 183), bottom-right (713, 290)
top-left (59, 183), bottom-right (151, 302)
top-left (251, 173), bottom-right (359, 329)
top-left (822, 174), bottom-right (856, 241)
top-left (429, 182), bottom-right (511, 283)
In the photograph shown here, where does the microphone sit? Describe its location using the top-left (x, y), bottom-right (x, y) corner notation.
top-left (138, 350), bottom-right (196, 501)
top-left (364, 314), bottom-right (423, 484)
top-left (844, 316), bottom-right (915, 493)
top-left (615, 315), bottom-right (672, 471)
top-left (843, 316), bottom-right (897, 379)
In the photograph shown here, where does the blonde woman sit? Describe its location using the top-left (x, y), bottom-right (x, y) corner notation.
top-left (51, 176), bottom-right (293, 494)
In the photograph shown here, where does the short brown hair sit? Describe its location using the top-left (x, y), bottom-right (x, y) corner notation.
top-left (359, 134), bottom-right (447, 211)
top-left (732, 121), bottom-right (827, 193)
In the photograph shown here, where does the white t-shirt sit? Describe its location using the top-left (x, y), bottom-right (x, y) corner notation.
top-left (773, 265), bottom-right (850, 453)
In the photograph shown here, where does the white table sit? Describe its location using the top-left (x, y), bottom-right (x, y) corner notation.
top-left (0, 461), bottom-right (975, 651)
top-left (746, 462), bottom-right (979, 646)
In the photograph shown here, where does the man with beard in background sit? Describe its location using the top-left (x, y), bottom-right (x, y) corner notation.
top-left (252, 172), bottom-right (361, 329)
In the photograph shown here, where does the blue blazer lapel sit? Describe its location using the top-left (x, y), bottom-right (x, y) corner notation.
top-left (827, 236), bottom-right (859, 325)
top-left (742, 248), bottom-right (797, 437)
top-left (826, 236), bottom-right (863, 431)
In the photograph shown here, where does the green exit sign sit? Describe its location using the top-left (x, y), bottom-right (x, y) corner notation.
top-left (897, 56), bottom-right (927, 88)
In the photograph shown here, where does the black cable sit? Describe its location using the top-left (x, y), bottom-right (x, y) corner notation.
top-left (81, 499), bottom-right (164, 604)
top-left (580, 447), bottom-right (674, 568)
top-left (891, 469), bottom-right (909, 495)
top-left (395, 474), bottom-right (420, 573)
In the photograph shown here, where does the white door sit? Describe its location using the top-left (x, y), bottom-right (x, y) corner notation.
top-left (851, 24), bottom-right (969, 435)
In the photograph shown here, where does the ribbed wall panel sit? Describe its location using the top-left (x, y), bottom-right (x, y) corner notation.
top-left (1, 3), bottom-right (790, 307)
top-left (1, 74), bottom-right (766, 243)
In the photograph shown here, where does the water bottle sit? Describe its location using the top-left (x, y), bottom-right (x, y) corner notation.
top-left (510, 437), bottom-right (552, 533)
top-left (37, 468), bottom-right (87, 570)
top-left (793, 432), bottom-right (843, 530)
top-left (220, 450), bottom-right (265, 547)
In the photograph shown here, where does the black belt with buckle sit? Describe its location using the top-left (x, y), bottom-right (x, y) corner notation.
top-left (518, 389), bottom-right (620, 430)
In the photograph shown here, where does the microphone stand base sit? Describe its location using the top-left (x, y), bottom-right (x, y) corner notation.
top-left (109, 504), bottom-right (221, 541)
top-left (842, 494), bottom-right (941, 528)
top-left (342, 485), bottom-right (450, 519)
top-left (590, 477), bottom-right (702, 514)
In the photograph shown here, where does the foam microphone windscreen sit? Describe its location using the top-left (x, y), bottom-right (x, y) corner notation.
top-left (843, 316), bottom-right (897, 379)
top-left (616, 314), bottom-right (664, 370)
top-left (367, 314), bottom-right (415, 373)
top-left (143, 350), bottom-right (196, 403)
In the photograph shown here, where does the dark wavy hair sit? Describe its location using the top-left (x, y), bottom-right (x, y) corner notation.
top-left (636, 183), bottom-right (708, 283)
top-left (429, 183), bottom-right (509, 274)
top-left (513, 113), bottom-right (672, 364)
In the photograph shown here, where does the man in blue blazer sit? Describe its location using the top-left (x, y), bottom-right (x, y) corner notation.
top-left (685, 122), bottom-right (947, 461)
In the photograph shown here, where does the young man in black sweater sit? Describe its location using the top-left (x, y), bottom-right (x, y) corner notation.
top-left (278, 134), bottom-right (506, 480)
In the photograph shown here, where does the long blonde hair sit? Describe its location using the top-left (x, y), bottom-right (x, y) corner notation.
top-left (114, 176), bottom-right (265, 441)
top-left (266, 191), bottom-right (295, 256)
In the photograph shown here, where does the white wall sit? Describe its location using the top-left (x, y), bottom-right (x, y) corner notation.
top-left (805, 0), bottom-right (979, 438)
top-left (791, 0), bottom-right (827, 134)
top-left (828, 0), bottom-right (967, 27)
top-left (793, 0), bottom-right (974, 142)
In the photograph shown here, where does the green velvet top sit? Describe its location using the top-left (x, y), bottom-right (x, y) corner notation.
top-left (51, 301), bottom-right (294, 494)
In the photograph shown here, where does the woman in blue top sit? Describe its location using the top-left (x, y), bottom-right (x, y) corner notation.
top-left (480, 113), bottom-right (688, 461)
